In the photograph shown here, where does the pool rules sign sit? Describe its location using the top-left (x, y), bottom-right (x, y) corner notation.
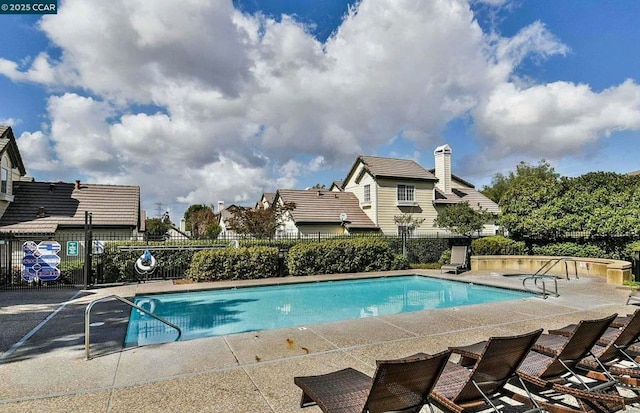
top-left (22, 241), bottom-right (62, 282)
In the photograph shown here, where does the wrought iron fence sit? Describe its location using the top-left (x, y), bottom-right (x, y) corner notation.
top-left (0, 230), bottom-right (471, 290)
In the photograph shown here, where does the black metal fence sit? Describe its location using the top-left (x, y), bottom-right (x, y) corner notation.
top-left (0, 231), bottom-right (470, 290)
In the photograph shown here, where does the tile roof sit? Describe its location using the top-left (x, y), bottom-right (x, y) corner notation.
top-left (433, 187), bottom-right (500, 214)
top-left (346, 155), bottom-right (437, 183)
top-left (277, 189), bottom-right (378, 229)
top-left (0, 181), bottom-right (141, 233)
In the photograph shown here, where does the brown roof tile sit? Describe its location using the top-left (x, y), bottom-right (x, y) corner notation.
top-left (0, 181), bottom-right (141, 233)
top-left (347, 155), bottom-right (437, 183)
top-left (277, 189), bottom-right (378, 229)
top-left (433, 187), bottom-right (500, 214)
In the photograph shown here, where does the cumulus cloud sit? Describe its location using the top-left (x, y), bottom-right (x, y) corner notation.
top-left (1, 0), bottom-right (639, 218)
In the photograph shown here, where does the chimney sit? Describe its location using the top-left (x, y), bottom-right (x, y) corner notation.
top-left (74, 180), bottom-right (81, 190)
top-left (217, 201), bottom-right (225, 213)
top-left (434, 144), bottom-right (452, 194)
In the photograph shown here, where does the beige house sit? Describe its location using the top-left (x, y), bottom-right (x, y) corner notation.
top-left (0, 126), bottom-right (27, 218)
top-left (340, 145), bottom-right (499, 236)
top-left (275, 189), bottom-right (379, 237)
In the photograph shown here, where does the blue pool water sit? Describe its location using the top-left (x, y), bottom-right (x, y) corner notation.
top-left (124, 276), bottom-right (530, 346)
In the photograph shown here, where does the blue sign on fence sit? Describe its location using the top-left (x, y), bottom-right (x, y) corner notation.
top-left (22, 241), bottom-right (62, 282)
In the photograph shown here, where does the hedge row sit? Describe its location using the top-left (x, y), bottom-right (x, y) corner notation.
top-left (187, 246), bottom-right (280, 281)
top-left (471, 236), bottom-right (526, 256)
top-left (287, 238), bottom-right (405, 276)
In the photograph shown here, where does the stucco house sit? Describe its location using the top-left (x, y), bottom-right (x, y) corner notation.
top-left (340, 145), bottom-right (499, 236)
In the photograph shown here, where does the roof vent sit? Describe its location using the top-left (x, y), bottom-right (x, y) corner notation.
top-left (37, 207), bottom-right (46, 218)
top-left (49, 183), bottom-right (56, 191)
top-left (74, 180), bottom-right (81, 190)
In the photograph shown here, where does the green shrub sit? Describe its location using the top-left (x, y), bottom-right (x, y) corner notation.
top-left (383, 237), bottom-right (449, 263)
top-left (187, 246), bottom-right (279, 281)
top-left (438, 249), bottom-right (451, 265)
top-left (624, 241), bottom-right (640, 261)
top-left (471, 235), bottom-right (525, 255)
top-left (287, 238), bottom-right (395, 276)
top-left (391, 254), bottom-right (410, 270)
top-left (530, 242), bottom-right (607, 258)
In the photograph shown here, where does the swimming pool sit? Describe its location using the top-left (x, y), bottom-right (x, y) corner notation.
top-left (124, 275), bottom-right (531, 346)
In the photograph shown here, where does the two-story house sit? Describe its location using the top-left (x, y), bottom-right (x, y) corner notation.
top-left (340, 144), bottom-right (499, 236)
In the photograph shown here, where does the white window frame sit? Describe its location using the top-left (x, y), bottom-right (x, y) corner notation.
top-left (396, 184), bottom-right (416, 205)
top-left (397, 224), bottom-right (415, 237)
top-left (0, 155), bottom-right (11, 200)
top-left (362, 184), bottom-right (371, 205)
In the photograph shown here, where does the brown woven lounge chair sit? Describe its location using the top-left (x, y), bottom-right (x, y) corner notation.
top-left (430, 329), bottom-right (545, 413)
top-left (451, 314), bottom-right (627, 412)
top-left (294, 350), bottom-right (450, 413)
top-left (539, 309), bottom-right (640, 387)
top-left (441, 245), bottom-right (468, 274)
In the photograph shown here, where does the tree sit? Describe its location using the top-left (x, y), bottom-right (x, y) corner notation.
top-left (394, 213), bottom-right (426, 255)
top-left (434, 202), bottom-right (494, 237)
top-left (481, 160), bottom-right (559, 204)
top-left (145, 212), bottom-right (172, 241)
top-left (226, 202), bottom-right (296, 239)
top-left (182, 204), bottom-right (222, 239)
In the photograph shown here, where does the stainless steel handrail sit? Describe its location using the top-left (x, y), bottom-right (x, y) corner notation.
top-left (85, 294), bottom-right (182, 360)
top-left (522, 274), bottom-right (559, 299)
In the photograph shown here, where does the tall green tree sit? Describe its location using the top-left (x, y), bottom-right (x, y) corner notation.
top-left (226, 202), bottom-right (296, 239)
top-left (434, 202), bottom-right (494, 237)
top-left (185, 206), bottom-right (219, 239)
top-left (145, 212), bottom-right (172, 241)
top-left (481, 160), bottom-right (559, 204)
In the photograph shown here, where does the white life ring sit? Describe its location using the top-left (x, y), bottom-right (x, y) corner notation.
top-left (135, 253), bottom-right (157, 274)
top-left (136, 298), bottom-right (157, 315)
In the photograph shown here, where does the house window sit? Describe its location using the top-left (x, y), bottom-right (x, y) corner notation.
top-left (363, 184), bottom-right (371, 203)
top-left (397, 224), bottom-right (415, 237)
top-left (1, 156), bottom-right (9, 194)
top-left (397, 184), bottom-right (415, 204)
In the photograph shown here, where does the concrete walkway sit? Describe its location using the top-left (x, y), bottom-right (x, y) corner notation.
top-left (0, 270), bottom-right (639, 412)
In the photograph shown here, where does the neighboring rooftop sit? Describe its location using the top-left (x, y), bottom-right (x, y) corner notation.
top-left (433, 187), bottom-right (500, 213)
top-left (0, 180), bottom-right (141, 233)
top-left (277, 189), bottom-right (378, 229)
top-left (345, 155), bottom-right (438, 183)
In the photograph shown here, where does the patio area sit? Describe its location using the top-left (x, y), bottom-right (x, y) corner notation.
top-left (0, 270), bottom-right (638, 412)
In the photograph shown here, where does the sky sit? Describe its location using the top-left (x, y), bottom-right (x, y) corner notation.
top-left (1, 0), bottom-right (639, 221)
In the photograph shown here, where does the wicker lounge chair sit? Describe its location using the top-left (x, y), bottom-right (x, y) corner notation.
top-left (430, 329), bottom-right (546, 413)
top-left (451, 314), bottom-right (627, 412)
top-left (294, 350), bottom-right (450, 413)
top-left (539, 309), bottom-right (640, 387)
top-left (441, 245), bottom-right (468, 274)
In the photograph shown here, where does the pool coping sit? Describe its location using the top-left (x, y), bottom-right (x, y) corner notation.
top-left (1, 269), bottom-right (637, 412)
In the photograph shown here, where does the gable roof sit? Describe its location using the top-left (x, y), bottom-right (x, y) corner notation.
top-left (0, 181), bottom-right (141, 233)
top-left (276, 189), bottom-right (378, 229)
top-left (0, 126), bottom-right (27, 176)
top-left (344, 155), bottom-right (437, 184)
top-left (433, 187), bottom-right (500, 214)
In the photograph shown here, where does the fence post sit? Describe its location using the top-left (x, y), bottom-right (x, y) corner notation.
top-left (83, 211), bottom-right (93, 289)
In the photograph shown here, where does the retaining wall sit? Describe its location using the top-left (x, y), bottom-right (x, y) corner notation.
top-left (470, 255), bottom-right (632, 285)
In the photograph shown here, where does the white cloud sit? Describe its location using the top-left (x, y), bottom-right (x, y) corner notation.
top-left (1, 0), bottom-right (639, 219)
top-left (474, 79), bottom-right (640, 156)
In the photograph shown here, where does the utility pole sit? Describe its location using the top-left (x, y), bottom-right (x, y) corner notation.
top-left (155, 202), bottom-right (166, 218)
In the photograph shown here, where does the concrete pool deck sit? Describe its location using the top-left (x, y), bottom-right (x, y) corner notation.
top-left (1, 270), bottom-right (639, 412)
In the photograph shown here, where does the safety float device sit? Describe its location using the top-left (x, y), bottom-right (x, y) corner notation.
top-left (135, 249), bottom-right (157, 276)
